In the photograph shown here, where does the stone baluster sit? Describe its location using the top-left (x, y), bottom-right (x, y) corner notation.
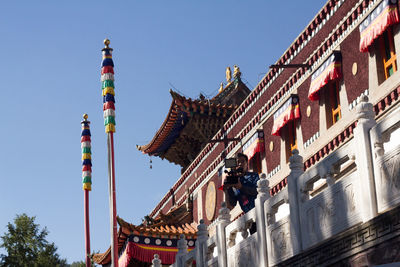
top-left (288, 149), bottom-right (303, 254)
top-left (195, 219), bottom-right (208, 267)
top-left (216, 202), bottom-right (231, 267)
top-left (151, 254), bottom-right (161, 267)
top-left (255, 173), bottom-right (270, 267)
top-left (174, 234), bottom-right (188, 267)
top-left (319, 165), bottom-right (338, 186)
top-left (354, 95), bottom-right (378, 221)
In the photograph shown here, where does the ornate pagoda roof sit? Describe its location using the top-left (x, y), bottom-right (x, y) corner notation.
top-left (137, 76), bottom-right (250, 169)
top-left (93, 202), bottom-right (197, 266)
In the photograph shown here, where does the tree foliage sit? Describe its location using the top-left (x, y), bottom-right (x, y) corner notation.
top-left (69, 261), bottom-right (85, 267)
top-left (0, 213), bottom-right (67, 267)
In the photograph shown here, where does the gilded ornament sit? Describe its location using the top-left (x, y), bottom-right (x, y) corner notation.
top-left (226, 67), bottom-right (232, 83)
top-left (306, 105), bottom-right (312, 117)
top-left (104, 38), bottom-right (110, 48)
top-left (269, 141), bottom-right (274, 152)
top-left (219, 82), bottom-right (224, 93)
top-left (205, 181), bottom-right (216, 221)
top-left (352, 62), bottom-right (357, 76)
top-left (233, 65), bottom-right (241, 78)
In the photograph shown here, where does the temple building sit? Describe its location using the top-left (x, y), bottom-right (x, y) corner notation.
top-left (94, 71), bottom-right (251, 266)
top-left (95, 0), bottom-right (400, 266)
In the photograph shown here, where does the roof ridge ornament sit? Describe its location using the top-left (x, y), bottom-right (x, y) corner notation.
top-left (233, 65), bottom-right (241, 79)
top-left (226, 66), bottom-right (232, 83)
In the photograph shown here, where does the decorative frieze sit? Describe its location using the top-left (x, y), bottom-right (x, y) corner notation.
top-left (348, 89), bottom-right (369, 110)
top-left (303, 131), bottom-right (320, 149)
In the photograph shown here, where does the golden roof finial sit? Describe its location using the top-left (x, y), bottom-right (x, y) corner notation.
top-left (104, 38), bottom-right (111, 49)
top-left (233, 65), bottom-right (241, 78)
top-left (219, 82), bottom-right (224, 93)
top-left (226, 67), bottom-right (232, 83)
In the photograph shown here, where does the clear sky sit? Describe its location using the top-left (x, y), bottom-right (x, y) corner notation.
top-left (0, 0), bottom-right (326, 263)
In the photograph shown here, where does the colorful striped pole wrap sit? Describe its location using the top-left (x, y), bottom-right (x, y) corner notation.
top-left (81, 118), bottom-right (92, 191)
top-left (101, 47), bottom-right (116, 133)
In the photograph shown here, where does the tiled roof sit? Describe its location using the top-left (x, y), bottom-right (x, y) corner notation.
top-left (118, 217), bottom-right (197, 238)
top-left (93, 202), bottom-right (196, 265)
top-left (136, 87), bottom-right (240, 168)
top-left (93, 218), bottom-right (197, 265)
top-left (137, 90), bottom-right (237, 154)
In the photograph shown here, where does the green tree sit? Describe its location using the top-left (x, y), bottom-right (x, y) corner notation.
top-left (69, 261), bottom-right (85, 267)
top-left (0, 213), bottom-right (67, 267)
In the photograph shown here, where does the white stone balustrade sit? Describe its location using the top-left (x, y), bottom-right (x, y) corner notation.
top-left (205, 235), bottom-right (218, 267)
top-left (297, 140), bottom-right (362, 250)
top-left (195, 219), bottom-right (208, 267)
top-left (370, 105), bottom-right (400, 213)
top-left (170, 97), bottom-right (397, 266)
top-left (172, 234), bottom-right (188, 267)
top-left (353, 95), bottom-right (378, 221)
top-left (216, 202), bottom-right (230, 267)
top-left (225, 207), bottom-right (258, 267)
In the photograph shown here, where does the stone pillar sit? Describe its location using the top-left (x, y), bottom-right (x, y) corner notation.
top-left (174, 234), bottom-right (188, 267)
top-left (216, 202), bottom-right (231, 267)
top-left (354, 96), bottom-right (378, 221)
top-left (195, 219), bottom-right (208, 267)
top-left (255, 173), bottom-right (270, 267)
top-left (151, 254), bottom-right (161, 267)
top-left (288, 149), bottom-right (303, 254)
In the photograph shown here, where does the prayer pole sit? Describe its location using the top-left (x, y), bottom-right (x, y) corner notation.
top-left (81, 114), bottom-right (92, 267)
top-left (101, 39), bottom-right (118, 267)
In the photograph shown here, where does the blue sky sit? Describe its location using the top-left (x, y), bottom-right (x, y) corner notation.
top-left (0, 1), bottom-right (326, 263)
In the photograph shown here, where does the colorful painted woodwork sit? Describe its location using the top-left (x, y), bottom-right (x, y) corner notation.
top-left (81, 114), bottom-right (92, 191)
top-left (101, 39), bottom-right (116, 133)
top-left (359, 0), bottom-right (400, 52)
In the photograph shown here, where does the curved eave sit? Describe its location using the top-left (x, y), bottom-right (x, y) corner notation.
top-left (93, 229), bottom-right (126, 265)
top-left (117, 217), bottom-right (197, 238)
top-left (137, 90), bottom-right (237, 157)
top-left (137, 97), bottom-right (179, 154)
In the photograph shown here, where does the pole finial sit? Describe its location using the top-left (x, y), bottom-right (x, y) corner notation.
top-left (104, 38), bottom-right (111, 49)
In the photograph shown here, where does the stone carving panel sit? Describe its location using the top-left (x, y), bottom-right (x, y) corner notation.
top-left (268, 217), bottom-right (292, 265)
top-left (306, 208), bottom-right (318, 244)
top-left (227, 235), bottom-right (258, 267)
top-left (377, 146), bottom-right (400, 211)
top-left (300, 172), bottom-right (361, 250)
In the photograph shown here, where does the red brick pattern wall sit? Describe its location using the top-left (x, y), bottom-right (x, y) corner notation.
top-left (263, 118), bottom-right (281, 173)
top-left (298, 77), bottom-right (320, 142)
top-left (341, 29), bottom-right (369, 103)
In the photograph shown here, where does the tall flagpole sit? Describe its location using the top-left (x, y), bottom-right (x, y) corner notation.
top-left (81, 114), bottom-right (92, 267)
top-left (101, 39), bottom-right (119, 267)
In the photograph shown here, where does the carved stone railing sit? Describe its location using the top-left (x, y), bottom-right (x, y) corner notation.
top-left (370, 105), bottom-right (400, 213)
top-left (264, 182), bottom-right (291, 265)
top-left (297, 140), bottom-right (362, 250)
top-left (205, 235), bottom-right (218, 267)
top-left (168, 96), bottom-right (396, 267)
top-left (225, 207), bottom-right (259, 266)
